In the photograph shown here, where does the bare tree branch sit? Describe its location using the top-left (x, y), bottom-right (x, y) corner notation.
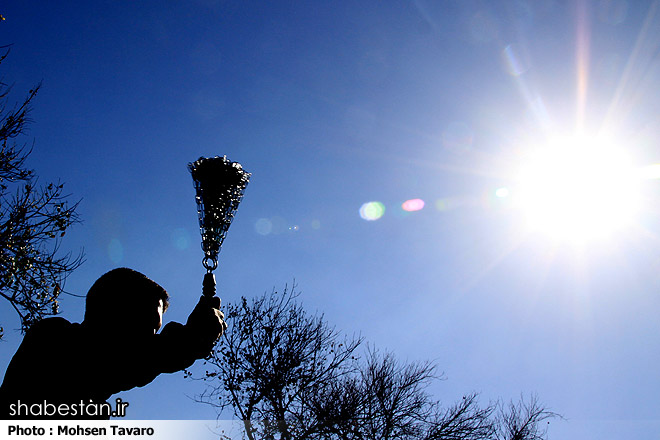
top-left (494, 394), bottom-right (560, 440)
top-left (0, 50), bottom-right (84, 337)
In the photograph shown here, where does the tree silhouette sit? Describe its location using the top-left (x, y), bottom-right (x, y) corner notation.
top-left (0, 48), bottom-right (83, 338)
top-left (195, 284), bottom-right (361, 440)
top-left (494, 395), bottom-right (558, 440)
top-left (308, 350), bottom-right (497, 440)
top-left (193, 284), bottom-right (559, 440)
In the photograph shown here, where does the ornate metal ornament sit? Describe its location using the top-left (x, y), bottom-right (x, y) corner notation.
top-left (189, 155), bottom-right (250, 296)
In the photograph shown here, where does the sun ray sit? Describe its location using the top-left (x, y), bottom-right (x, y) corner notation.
top-left (575, 0), bottom-right (591, 132)
top-left (603, 0), bottom-right (660, 131)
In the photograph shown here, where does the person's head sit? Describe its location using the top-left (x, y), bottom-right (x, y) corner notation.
top-left (83, 268), bottom-right (170, 337)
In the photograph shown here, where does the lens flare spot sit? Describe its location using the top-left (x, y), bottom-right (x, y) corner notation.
top-left (436, 199), bottom-right (450, 211)
top-left (255, 218), bottom-right (272, 236)
top-left (108, 238), bottom-right (123, 264)
top-left (402, 198), bottom-right (425, 212)
top-left (311, 219), bottom-right (321, 230)
top-left (502, 44), bottom-right (530, 76)
top-left (171, 228), bottom-right (191, 250)
top-left (495, 187), bottom-right (510, 198)
top-left (360, 201), bottom-right (386, 221)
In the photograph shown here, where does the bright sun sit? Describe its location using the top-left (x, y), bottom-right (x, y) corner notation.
top-left (512, 134), bottom-right (640, 242)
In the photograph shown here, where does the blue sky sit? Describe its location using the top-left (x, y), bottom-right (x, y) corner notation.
top-left (2, 1), bottom-right (660, 438)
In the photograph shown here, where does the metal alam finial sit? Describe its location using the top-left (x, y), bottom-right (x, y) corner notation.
top-left (189, 156), bottom-right (250, 276)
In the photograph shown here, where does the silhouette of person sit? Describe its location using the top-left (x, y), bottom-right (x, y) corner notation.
top-left (0, 268), bottom-right (227, 419)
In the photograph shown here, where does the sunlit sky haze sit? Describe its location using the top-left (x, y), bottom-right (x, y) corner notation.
top-left (1, 2), bottom-right (660, 439)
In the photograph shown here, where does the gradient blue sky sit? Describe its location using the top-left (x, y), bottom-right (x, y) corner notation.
top-left (2, 1), bottom-right (660, 439)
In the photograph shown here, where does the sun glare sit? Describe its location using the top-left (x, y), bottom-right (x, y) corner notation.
top-left (513, 134), bottom-right (640, 242)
